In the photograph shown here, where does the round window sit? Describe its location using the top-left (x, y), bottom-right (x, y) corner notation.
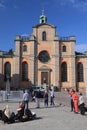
top-left (38, 51), bottom-right (50, 63)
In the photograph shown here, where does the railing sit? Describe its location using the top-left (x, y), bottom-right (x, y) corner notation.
top-left (21, 36), bottom-right (30, 41)
top-left (0, 91), bottom-right (23, 102)
top-left (59, 37), bottom-right (70, 41)
top-left (59, 36), bottom-right (75, 41)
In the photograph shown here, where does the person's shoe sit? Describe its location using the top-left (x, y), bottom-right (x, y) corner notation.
top-left (75, 112), bottom-right (78, 114)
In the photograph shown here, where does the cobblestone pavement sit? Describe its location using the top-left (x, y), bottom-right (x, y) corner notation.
top-left (0, 92), bottom-right (87, 130)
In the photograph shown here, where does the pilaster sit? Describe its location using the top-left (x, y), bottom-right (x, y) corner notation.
top-left (12, 35), bottom-right (21, 89)
top-left (52, 38), bottom-right (60, 88)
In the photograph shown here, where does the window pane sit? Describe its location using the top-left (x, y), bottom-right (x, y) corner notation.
top-left (4, 62), bottom-right (11, 81)
top-left (23, 45), bottom-right (27, 52)
top-left (62, 45), bottom-right (66, 52)
top-left (61, 62), bottom-right (67, 82)
top-left (77, 63), bottom-right (84, 82)
top-left (22, 62), bottom-right (28, 81)
top-left (42, 31), bottom-right (46, 41)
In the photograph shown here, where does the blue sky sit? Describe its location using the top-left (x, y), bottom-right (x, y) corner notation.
top-left (0, 0), bottom-right (87, 52)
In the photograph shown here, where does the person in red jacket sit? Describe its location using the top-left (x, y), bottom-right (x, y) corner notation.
top-left (72, 89), bottom-right (79, 113)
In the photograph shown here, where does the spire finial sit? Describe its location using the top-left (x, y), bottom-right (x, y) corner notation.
top-left (42, 8), bottom-right (44, 15)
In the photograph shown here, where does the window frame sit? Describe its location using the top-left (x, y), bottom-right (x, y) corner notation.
top-left (42, 31), bottom-right (46, 41)
top-left (77, 63), bottom-right (84, 82)
top-left (22, 62), bottom-right (28, 81)
top-left (61, 62), bottom-right (67, 82)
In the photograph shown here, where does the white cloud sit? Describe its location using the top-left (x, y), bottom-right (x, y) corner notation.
top-left (0, 1), bottom-right (5, 8)
top-left (52, 0), bottom-right (87, 11)
top-left (76, 43), bottom-right (87, 52)
top-left (72, 0), bottom-right (87, 11)
top-left (0, 3), bottom-right (4, 8)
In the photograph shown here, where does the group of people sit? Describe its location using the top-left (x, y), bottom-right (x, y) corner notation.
top-left (43, 88), bottom-right (55, 107)
top-left (0, 88), bottom-right (55, 124)
top-left (21, 88), bottom-right (55, 109)
top-left (0, 102), bottom-right (36, 124)
top-left (0, 90), bottom-right (36, 124)
top-left (67, 89), bottom-right (86, 115)
top-left (35, 87), bottom-right (55, 108)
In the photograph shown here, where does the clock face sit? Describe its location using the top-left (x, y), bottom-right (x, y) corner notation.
top-left (38, 51), bottom-right (50, 63)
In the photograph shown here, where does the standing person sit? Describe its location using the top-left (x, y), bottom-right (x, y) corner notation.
top-left (79, 93), bottom-right (85, 115)
top-left (35, 90), bottom-right (41, 108)
top-left (49, 88), bottom-right (55, 106)
top-left (23, 90), bottom-right (29, 109)
top-left (72, 89), bottom-right (79, 113)
top-left (44, 90), bottom-right (48, 107)
top-left (67, 89), bottom-right (74, 112)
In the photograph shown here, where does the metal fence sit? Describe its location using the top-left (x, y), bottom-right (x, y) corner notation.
top-left (0, 91), bottom-right (23, 102)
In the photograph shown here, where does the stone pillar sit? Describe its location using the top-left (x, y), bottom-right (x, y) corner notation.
top-left (30, 35), bottom-right (37, 85)
top-left (12, 35), bottom-right (21, 89)
top-left (69, 37), bottom-right (76, 89)
top-left (52, 37), bottom-right (60, 88)
top-left (69, 57), bottom-right (76, 88)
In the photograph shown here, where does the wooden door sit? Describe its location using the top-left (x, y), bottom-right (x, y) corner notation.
top-left (41, 72), bottom-right (48, 84)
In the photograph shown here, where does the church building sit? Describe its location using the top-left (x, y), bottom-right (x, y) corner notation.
top-left (0, 11), bottom-right (87, 91)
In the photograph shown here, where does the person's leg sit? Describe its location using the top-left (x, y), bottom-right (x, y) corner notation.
top-left (38, 98), bottom-right (40, 108)
top-left (26, 101), bottom-right (28, 109)
top-left (36, 98), bottom-right (40, 108)
top-left (46, 98), bottom-right (48, 106)
top-left (50, 96), bottom-right (52, 105)
top-left (53, 97), bottom-right (55, 105)
top-left (71, 99), bottom-right (74, 111)
top-left (45, 98), bottom-right (48, 106)
top-left (44, 98), bottom-right (46, 106)
top-left (74, 100), bottom-right (78, 113)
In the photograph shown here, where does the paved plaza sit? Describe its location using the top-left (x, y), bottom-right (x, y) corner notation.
top-left (0, 92), bottom-right (87, 130)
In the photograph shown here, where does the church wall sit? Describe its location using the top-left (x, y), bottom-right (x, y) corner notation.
top-left (76, 57), bottom-right (87, 91)
top-left (0, 13), bottom-right (87, 92)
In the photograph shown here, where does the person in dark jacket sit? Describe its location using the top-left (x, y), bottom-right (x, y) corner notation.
top-left (36, 90), bottom-right (41, 108)
top-left (15, 102), bottom-right (25, 121)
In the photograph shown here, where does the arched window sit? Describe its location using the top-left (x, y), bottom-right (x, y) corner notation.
top-left (22, 62), bottom-right (28, 81)
top-left (42, 31), bottom-right (46, 41)
top-left (62, 45), bottom-right (66, 52)
top-left (61, 62), bottom-right (67, 82)
top-left (23, 45), bottom-right (27, 52)
top-left (77, 63), bottom-right (84, 82)
top-left (4, 62), bottom-right (11, 81)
